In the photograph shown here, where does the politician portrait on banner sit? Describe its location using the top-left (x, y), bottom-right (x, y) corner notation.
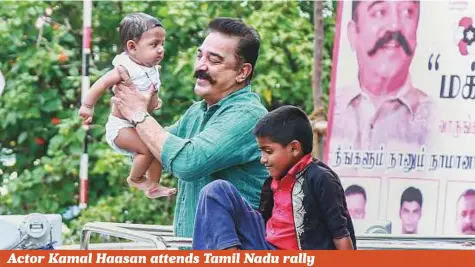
top-left (330, 1), bottom-right (434, 152)
top-left (326, 1), bottom-right (475, 235)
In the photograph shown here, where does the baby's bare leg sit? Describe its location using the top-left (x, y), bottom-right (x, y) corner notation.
top-left (146, 158), bottom-right (162, 184)
top-left (145, 159), bottom-right (177, 198)
top-left (114, 127), bottom-right (153, 189)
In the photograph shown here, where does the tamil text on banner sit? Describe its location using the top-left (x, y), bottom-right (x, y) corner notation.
top-left (325, 0), bottom-right (475, 236)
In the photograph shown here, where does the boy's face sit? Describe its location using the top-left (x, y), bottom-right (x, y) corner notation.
top-left (130, 26), bottom-right (166, 67)
top-left (256, 137), bottom-right (301, 179)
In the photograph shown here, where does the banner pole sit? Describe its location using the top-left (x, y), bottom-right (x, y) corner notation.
top-left (80, 0), bottom-right (92, 209)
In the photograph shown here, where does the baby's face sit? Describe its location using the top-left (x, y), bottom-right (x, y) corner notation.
top-left (134, 26), bottom-right (166, 67)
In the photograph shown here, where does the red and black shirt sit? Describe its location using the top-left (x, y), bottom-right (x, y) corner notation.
top-left (260, 155), bottom-right (357, 250)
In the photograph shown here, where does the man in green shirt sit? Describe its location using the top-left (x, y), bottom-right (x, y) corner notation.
top-left (112, 17), bottom-right (268, 238)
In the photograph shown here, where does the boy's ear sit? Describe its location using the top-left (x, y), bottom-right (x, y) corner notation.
top-left (289, 140), bottom-right (303, 157)
top-left (126, 40), bottom-right (138, 54)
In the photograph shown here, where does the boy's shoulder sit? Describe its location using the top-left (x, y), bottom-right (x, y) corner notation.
top-left (301, 159), bottom-right (340, 183)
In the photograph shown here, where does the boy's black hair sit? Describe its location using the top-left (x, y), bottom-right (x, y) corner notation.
top-left (252, 105), bottom-right (313, 154)
top-left (119, 13), bottom-right (163, 52)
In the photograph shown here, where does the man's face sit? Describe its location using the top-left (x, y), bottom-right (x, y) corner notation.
top-left (457, 195), bottom-right (475, 235)
top-left (399, 201), bottom-right (422, 234)
top-left (349, 1), bottom-right (419, 81)
top-left (193, 32), bottom-right (242, 105)
top-left (346, 193), bottom-right (366, 219)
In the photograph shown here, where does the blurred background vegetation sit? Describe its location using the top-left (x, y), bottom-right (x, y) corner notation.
top-left (0, 0), bottom-right (337, 244)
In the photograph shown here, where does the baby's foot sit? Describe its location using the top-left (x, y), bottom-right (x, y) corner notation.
top-left (145, 183), bottom-right (177, 199)
top-left (127, 175), bottom-right (152, 190)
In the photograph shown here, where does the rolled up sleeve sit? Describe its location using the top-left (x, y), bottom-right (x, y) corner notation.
top-left (161, 108), bottom-right (261, 182)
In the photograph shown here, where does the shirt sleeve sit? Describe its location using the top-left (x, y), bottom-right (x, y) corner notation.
top-left (314, 171), bottom-right (350, 239)
top-left (161, 107), bottom-right (262, 182)
top-left (164, 118), bottom-right (180, 136)
top-left (160, 119), bottom-right (181, 174)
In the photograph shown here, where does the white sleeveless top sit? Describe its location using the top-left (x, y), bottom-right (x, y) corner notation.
top-left (112, 53), bottom-right (161, 93)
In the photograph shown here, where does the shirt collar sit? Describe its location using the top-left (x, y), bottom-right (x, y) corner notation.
top-left (271, 153), bottom-right (314, 189)
top-left (342, 75), bottom-right (418, 115)
top-left (199, 85), bottom-right (252, 112)
top-left (287, 153), bottom-right (314, 177)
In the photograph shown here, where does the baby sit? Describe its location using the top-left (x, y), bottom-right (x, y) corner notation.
top-left (78, 13), bottom-right (176, 198)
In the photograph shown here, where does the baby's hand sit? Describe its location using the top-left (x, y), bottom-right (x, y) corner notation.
top-left (78, 105), bottom-right (94, 124)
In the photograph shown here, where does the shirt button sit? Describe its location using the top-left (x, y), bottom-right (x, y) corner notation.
top-left (369, 124), bottom-right (374, 129)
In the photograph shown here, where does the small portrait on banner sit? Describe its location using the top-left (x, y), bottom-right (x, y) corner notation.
top-left (341, 177), bottom-right (382, 222)
top-left (399, 186), bottom-right (423, 234)
top-left (456, 189), bottom-right (475, 235)
top-left (444, 181), bottom-right (475, 235)
top-left (387, 178), bottom-right (439, 234)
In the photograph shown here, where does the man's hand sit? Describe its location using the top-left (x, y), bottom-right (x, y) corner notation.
top-left (112, 66), bottom-right (155, 121)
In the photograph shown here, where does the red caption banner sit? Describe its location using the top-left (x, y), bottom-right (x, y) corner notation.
top-left (1, 250), bottom-right (475, 267)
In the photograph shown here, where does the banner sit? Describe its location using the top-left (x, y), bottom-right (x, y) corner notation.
top-left (1, 250), bottom-right (474, 267)
top-left (325, 0), bottom-right (475, 235)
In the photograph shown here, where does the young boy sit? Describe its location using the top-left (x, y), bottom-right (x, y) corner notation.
top-left (78, 13), bottom-right (176, 198)
top-left (192, 105), bottom-right (356, 250)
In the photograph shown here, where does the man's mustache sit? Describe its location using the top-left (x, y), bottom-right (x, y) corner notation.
top-left (367, 31), bottom-right (413, 57)
top-left (194, 70), bottom-right (216, 85)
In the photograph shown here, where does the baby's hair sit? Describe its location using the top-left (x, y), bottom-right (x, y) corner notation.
top-left (119, 13), bottom-right (163, 51)
top-left (252, 105), bottom-right (313, 154)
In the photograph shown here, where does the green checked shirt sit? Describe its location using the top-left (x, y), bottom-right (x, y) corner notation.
top-left (161, 85), bottom-right (268, 238)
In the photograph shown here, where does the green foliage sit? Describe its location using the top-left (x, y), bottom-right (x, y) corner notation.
top-left (0, 1), bottom-right (336, 244)
top-left (322, 0), bottom-right (337, 110)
